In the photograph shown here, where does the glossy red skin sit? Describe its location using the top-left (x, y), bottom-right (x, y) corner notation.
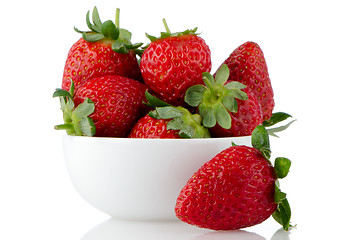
top-left (140, 34), bottom-right (211, 106)
top-left (210, 89), bottom-right (263, 137)
top-left (175, 145), bottom-right (277, 230)
top-left (73, 75), bottom-right (147, 137)
top-left (128, 114), bottom-right (180, 139)
top-left (216, 42), bottom-right (274, 121)
top-left (62, 38), bottom-right (142, 91)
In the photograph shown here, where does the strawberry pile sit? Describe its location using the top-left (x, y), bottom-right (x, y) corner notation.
top-left (54, 7), bottom-right (295, 231)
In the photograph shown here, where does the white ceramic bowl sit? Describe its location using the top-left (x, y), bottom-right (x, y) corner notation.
top-left (63, 135), bottom-right (251, 221)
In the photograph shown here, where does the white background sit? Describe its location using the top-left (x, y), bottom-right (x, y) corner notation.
top-left (1, 0), bottom-right (361, 239)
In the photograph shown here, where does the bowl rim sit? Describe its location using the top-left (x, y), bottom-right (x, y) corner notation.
top-left (63, 134), bottom-right (251, 143)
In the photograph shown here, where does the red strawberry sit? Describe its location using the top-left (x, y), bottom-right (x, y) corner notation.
top-left (175, 126), bottom-right (293, 231)
top-left (54, 75), bottom-right (147, 137)
top-left (62, 7), bottom-right (143, 91)
top-left (128, 114), bottom-right (180, 139)
top-left (215, 42), bottom-right (274, 121)
top-left (128, 91), bottom-right (210, 139)
top-left (176, 145), bottom-right (276, 230)
top-left (209, 88), bottom-right (263, 137)
top-left (140, 19), bottom-right (212, 106)
top-left (185, 64), bottom-right (262, 137)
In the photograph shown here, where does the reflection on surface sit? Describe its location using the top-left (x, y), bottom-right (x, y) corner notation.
top-left (271, 228), bottom-right (291, 240)
top-left (81, 218), bottom-right (207, 240)
top-left (82, 218), bottom-right (270, 240)
top-left (190, 229), bottom-right (266, 240)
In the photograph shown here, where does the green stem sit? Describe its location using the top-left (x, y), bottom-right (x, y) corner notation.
top-left (203, 76), bottom-right (218, 102)
top-left (54, 124), bottom-right (74, 132)
top-left (115, 8), bottom-right (120, 28)
top-left (162, 18), bottom-right (171, 33)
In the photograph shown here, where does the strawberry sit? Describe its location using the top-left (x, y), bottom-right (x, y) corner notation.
top-left (62, 7), bottom-right (143, 91)
top-left (54, 75), bottom-right (147, 137)
top-left (209, 88), bottom-right (263, 137)
top-left (185, 64), bottom-right (262, 137)
top-left (175, 125), bottom-right (293, 231)
top-left (215, 42), bottom-right (274, 121)
top-left (128, 115), bottom-right (180, 139)
top-left (140, 19), bottom-right (212, 106)
top-left (128, 91), bottom-right (210, 138)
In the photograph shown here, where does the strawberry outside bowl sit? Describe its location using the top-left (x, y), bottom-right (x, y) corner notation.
top-left (62, 135), bottom-right (251, 221)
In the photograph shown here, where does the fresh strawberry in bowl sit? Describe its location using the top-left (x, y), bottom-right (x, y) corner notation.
top-left (62, 7), bottom-right (143, 92)
top-left (140, 19), bottom-right (212, 106)
top-left (54, 75), bottom-right (148, 137)
top-left (215, 42), bottom-right (274, 121)
top-left (128, 91), bottom-right (211, 139)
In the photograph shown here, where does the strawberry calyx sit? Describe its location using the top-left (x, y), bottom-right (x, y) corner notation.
top-left (145, 91), bottom-right (210, 138)
top-left (145, 18), bottom-right (198, 43)
top-left (53, 79), bottom-right (96, 136)
top-left (74, 6), bottom-right (143, 56)
top-left (263, 112), bottom-right (296, 138)
top-left (250, 125), bottom-right (293, 231)
top-left (185, 64), bottom-right (248, 130)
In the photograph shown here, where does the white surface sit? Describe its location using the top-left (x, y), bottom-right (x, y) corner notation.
top-left (1, 0), bottom-right (361, 239)
top-left (63, 135), bottom-right (251, 220)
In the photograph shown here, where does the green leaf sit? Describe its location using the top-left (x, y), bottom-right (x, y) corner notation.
top-left (202, 72), bottom-right (215, 88)
top-left (274, 157), bottom-right (291, 179)
top-left (86, 10), bottom-right (100, 33)
top-left (69, 79), bottom-right (75, 97)
top-left (147, 110), bottom-right (159, 119)
top-left (167, 118), bottom-right (183, 130)
top-left (83, 32), bottom-right (104, 42)
top-left (178, 125), bottom-right (195, 139)
top-left (70, 98), bottom-right (95, 136)
top-left (119, 28), bottom-right (132, 43)
top-left (74, 26), bottom-right (87, 34)
top-left (263, 112), bottom-right (292, 127)
top-left (144, 90), bottom-right (170, 108)
top-left (214, 64), bottom-right (229, 86)
top-left (222, 96), bottom-right (238, 113)
top-left (63, 97), bottom-right (75, 115)
top-left (79, 117), bottom-right (96, 137)
top-left (227, 88), bottom-right (248, 101)
top-left (267, 120), bottom-right (296, 138)
top-left (53, 88), bottom-right (71, 99)
top-left (214, 102), bottom-right (231, 129)
top-left (274, 182), bottom-right (287, 203)
top-left (272, 198), bottom-right (292, 231)
top-left (59, 97), bottom-right (67, 111)
top-left (155, 106), bottom-right (183, 119)
top-left (199, 104), bottom-right (216, 128)
top-left (112, 41), bottom-right (129, 54)
top-left (185, 85), bottom-right (206, 107)
top-left (153, 106), bottom-right (210, 139)
top-left (72, 98), bottom-right (95, 118)
top-left (252, 125), bottom-right (271, 160)
top-left (224, 81), bottom-right (246, 90)
top-left (91, 6), bottom-right (103, 31)
top-left (102, 20), bottom-right (119, 40)
top-left (145, 33), bottom-right (159, 42)
top-left (131, 42), bottom-right (143, 49)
